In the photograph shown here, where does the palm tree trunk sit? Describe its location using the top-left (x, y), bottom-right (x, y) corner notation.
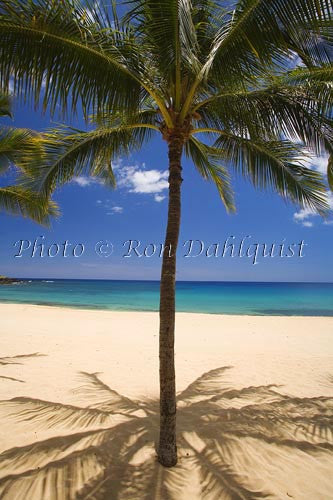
top-left (158, 135), bottom-right (183, 467)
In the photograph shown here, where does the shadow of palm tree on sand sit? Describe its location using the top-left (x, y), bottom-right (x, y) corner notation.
top-left (0, 366), bottom-right (332, 499)
top-left (0, 353), bottom-right (45, 383)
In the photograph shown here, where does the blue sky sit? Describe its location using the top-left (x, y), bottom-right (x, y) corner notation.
top-left (1, 96), bottom-right (333, 282)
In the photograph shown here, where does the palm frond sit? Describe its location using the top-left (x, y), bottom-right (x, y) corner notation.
top-left (328, 152), bottom-right (333, 190)
top-left (185, 136), bottom-right (235, 212)
top-left (0, 94), bottom-right (58, 224)
top-left (0, 186), bottom-right (59, 225)
top-left (22, 122), bottom-right (155, 195)
top-left (0, 91), bottom-right (11, 117)
top-left (282, 19), bottom-right (333, 67)
top-left (124, 0), bottom-right (200, 106)
top-left (206, 0), bottom-right (331, 84)
top-left (92, 105), bottom-right (161, 129)
top-left (180, 0), bottom-right (332, 119)
top-left (285, 65), bottom-right (333, 86)
top-left (195, 70), bottom-right (333, 153)
top-left (213, 133), bottom-right (329, 214)
top-left (0, 127), bottom-right (43, 172)
top-left (0, 0), bottom-right (144, 117)
top-left (190, 0), bottom-right (224, 62)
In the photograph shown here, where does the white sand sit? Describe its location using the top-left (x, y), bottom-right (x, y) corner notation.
top-left (0, 304), bottom-right (332, 499)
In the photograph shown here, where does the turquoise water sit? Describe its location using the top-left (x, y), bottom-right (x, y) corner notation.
top-left (0, 280), bottom-right (332, 316)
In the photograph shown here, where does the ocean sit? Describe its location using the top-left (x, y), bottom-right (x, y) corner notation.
top-left (0, 279), bottom-right (332, 316)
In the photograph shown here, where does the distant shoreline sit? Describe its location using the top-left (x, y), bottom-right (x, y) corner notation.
top-left (0, 276), bottom-right (22, 285)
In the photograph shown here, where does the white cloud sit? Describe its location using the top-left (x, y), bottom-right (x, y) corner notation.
top-left (309, 154), bottom-right (329, 174)
top-left (293, 207), bottom-right (314, 222)
top-left (110, 206), bottom-right (123, 214)
top-left (115, 162), bottom-right (169, 201)
top-left (118, 166), bottom-right (168, 194)
top-left (293, 191), bottom-right (333, 227)
top-left (294, 152), bottom-right (329, 174)
top-left (72, 176), bottom-right (103, 188)
top-left (131, 170), bottom-right (168, 193)
top-left (292, 151), bottom-right (332, 227)
top-left (73, 162), bottom-right (169, 203)
top-left (154, 194), bottom-right (166, 202)
top-left (302, 221), bottom-right (314, 227)
top-left (95, 199), bottom-right (123, 215)
top-left (293, 209), bottom-right (316, 227)
top-left (73, 176), bottom-right (92, 187)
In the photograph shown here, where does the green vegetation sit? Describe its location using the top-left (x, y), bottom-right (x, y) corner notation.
top-left (0, 91), bottom-right (58, 224)
top-left (0, 275), bottom-right (21, 284)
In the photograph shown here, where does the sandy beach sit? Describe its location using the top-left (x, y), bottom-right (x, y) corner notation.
top-left (0, 303), bottom-right (332, 499)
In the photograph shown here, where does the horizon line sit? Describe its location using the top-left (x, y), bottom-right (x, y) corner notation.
top-left (11, 278), bottom-right (333, 285)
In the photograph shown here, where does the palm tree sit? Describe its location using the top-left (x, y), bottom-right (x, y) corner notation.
top-left (0, 0), bottom-right (332, 466)
top-left (0, 91), bottom-right (58, 223)
top-left (0, 366), bottom-right (332, 499)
